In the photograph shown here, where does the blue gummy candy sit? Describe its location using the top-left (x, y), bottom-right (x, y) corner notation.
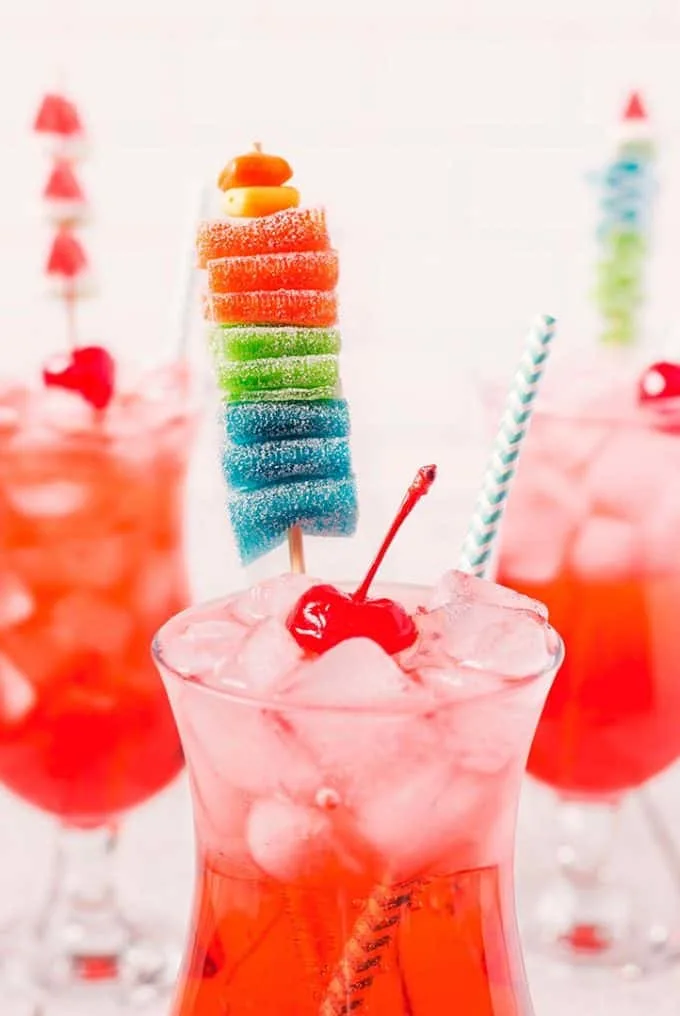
top-left (228, 476), bottom-right (358, 564)
top-left (223, 436), bottom-right (352, 491)
top-left (224, 400), bottom-right (351, 446)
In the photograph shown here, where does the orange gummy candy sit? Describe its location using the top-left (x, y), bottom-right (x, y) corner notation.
top-left (207, 290), bottom-right (338, 328)
top-left (218, 149), bottom-right (293, 191)
top-left (221, 186), bottom-right (300, 218)
top-left (208, 251), bottom-right (339, 294)
top-left (197, 208), bottom-right (330, 267)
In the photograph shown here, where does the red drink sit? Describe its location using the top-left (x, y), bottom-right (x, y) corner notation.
top-left (179, 861), bottom-right (525, 1016)
top-left (496, 367), bottom-right (680, 796)
top-left (154, 572), bottom-right (563, 1016)
top-left (0, 366), bottom-right (194, 823)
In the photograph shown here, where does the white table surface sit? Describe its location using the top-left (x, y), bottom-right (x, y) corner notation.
top-left (0, 415), bottom-right (679, 1015)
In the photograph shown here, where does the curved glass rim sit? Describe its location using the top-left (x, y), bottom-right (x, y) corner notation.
top-left (152, 581), bottom-right (565, 716)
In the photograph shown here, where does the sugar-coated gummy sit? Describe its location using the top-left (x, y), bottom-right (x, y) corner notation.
top-left (228, 476), bottom-right (358, 563)
top-left (225, 385), bottom-right (340, 403)
top-left (207, 251), bottom-right (339, 294)
top-left (223, 436), bottom-right (352, 491)
top-left (217, 354), bottom-right (339, 401)
top-left (208, 290), bottom-right (338, 328)
top-left (223, 400), bottom-right (351, 445)
top-left (196, 208), bottom-right (330, 267)
top-left (209, 326), bottom-right (341, 364)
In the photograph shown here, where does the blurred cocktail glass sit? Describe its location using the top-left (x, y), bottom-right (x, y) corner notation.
top-left (0, 361), bottom-right (196, 998)
top-left (494, 346), bottom-right (680, 968)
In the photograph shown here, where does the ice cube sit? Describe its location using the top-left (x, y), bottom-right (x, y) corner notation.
top-left (430, 569), bottom-right (548, 619)
top-left (431, 600), bottom-right (554, 679)
top-left (530, 415), bottom-right (610, 475)
top-left (569, 515), bottom-right (640, 581)
top-left (497, 465), bottom-right (587, 584)
top-left (36, 387), bottom-right (95, 434)
top-left (177, 690), bottom-right (320, 801)
top-left (0, 652), bottom-right (36, 725)
top-left (440, 685), bottom-right (546, 774)
top-left (641, 484), bottom-right (680, 574)
top-left (170, 618), bottom-right (249, 678)
top-left (231, 574), bottom-right (319, 626)
top-left (354, 762), bottom-right (487, 878)
top-left (50, 535), bottom-right (133, 590)
top-left (0, 572), bottom-right (34, 629)
top-left (285, 637), bottom-right (413, 706)
top-left (246, 797), bottom-right (335, 881)
top-left (51, 592), bottom-right (133, 656)
top-left (584, 429), bottom-right (680, 521)
top-left (288, 641), bottom-right (434, 818)
top-left (134, 551), bottom-right (184, 616)
top-left (6, 480), bottom-right (89, 517)
top-left (235, 618), bottom-right (304, 694)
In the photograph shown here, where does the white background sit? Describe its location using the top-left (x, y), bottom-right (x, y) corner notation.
top-left (1, 1), bottom-right (680, 1013)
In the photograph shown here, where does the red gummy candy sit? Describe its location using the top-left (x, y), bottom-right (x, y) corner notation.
top-left (207, 251), bottom-right (339, 294)
top-left (197, 208), bottom-right (330, 268)
top-left (43, 160), bottom-right (85, 202)
top-left (623, 91), bottom-right (647, 122)
top-left (46, 229), bottom-right (88, 279)
top-left (638, 362), bottom-right (680, 403)
top-left (34, 93), bottom-right (83, 137)
top-left (43, 346), bottom-right (116, 411)
top-left (208, 290), bottom-right (338, 328)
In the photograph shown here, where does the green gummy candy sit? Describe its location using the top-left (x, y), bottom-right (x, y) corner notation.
top-left (217, 354), bottom-right (340, 402)
top-left (209, 326), bottom-right (341, 363)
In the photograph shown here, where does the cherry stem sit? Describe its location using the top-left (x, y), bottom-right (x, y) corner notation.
top-left (353, 465), bottom-right (437, 603)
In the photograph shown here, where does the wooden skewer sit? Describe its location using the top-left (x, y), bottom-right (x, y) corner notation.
top-left (287, 525), bottom-right (306, 575)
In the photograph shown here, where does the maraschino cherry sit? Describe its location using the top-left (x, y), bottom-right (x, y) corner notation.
top-left (43, 346), bottom-right (116, 411)
top-left (287, 464), bottom-right (437, 656)
top-left (638, 361), bottom-right (680, 403)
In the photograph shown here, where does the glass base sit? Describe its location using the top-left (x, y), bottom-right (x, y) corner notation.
top-left (525, 876), bottom-right (680, 975)
top-left (33, 921), bottom-right (182, 1006)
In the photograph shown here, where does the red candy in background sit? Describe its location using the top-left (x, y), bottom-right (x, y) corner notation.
top-left (623, 91), bottom-right (647, 122)
top-left (44, 160), bottom-right (85, 202)
top-left (46, 229), bottom-right (88, 279)
top-left (33, 93), bottom-right (83, 137)
top-left (43, 346), bottom-right (116, 411)
top-left (638, 362), bottom-right (680, 403)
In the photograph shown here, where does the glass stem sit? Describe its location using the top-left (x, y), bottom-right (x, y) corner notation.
top-left (556, 797), bottom-right (620, 886)
top-left (36, 822), bottom-right (131, 985)
top-left (539, 796), bottom-right (631, 955)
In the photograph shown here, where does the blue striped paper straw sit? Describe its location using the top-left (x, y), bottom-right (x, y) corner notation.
top-left (459, 314), bottom-right (557, 578)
